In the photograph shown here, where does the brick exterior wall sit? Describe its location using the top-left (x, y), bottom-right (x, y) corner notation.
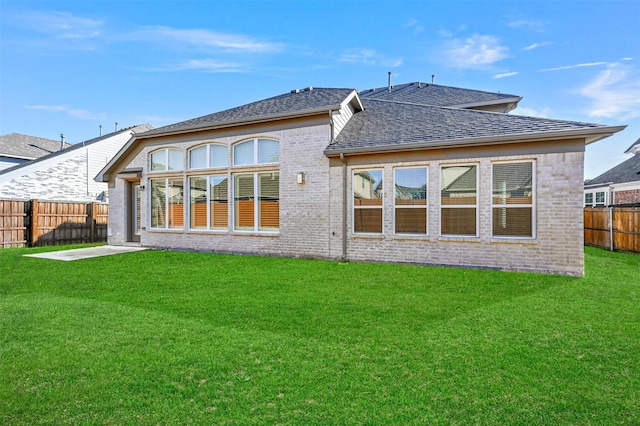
top-left (107, 120), bottom-right (586, 276)
top-left (615, 188), bottom-right (640, 205)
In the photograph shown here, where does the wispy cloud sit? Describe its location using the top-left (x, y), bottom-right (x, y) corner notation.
top-left (493, 71), bottom-right (519, 79)
top-left (524, 41), bottom-right (552, 51)
top-left (515, 106), bottom-right (551, 118)
top-left (153, 59), bottom-right (245, 73)
top-left (406, 18), bottom-right (424, 34)
top-left (125, 26), bottom-right (283, 53)
top-left (339, 49), bottom-right (403, 67)
top-left (539, 62), bottom-right (607, 72)
top-left (11, 11), bottom-right (103, 39)
top-left (441, 34), bottom-right (509, 69)
top-left (578, 63), bottom-right (640, 120)
top-left (508, 18), bottom-right (545, 32)
top-left (25, 104), bottom-right (106, 120)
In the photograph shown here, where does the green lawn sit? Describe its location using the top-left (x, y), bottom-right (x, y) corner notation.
top-left (1, 246), bottom-right (638, 425)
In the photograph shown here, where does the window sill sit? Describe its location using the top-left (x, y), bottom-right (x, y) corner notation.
top-left (351, 233), bottom-right (384, 240)
top-left (230, 231), bottom-right (280, 237)
top-left (490, 238), bottom-right (538, 245)
top-left (438, 236), bottom-right (481, 243)
top-left (392, 234), bottom-right (431, 241)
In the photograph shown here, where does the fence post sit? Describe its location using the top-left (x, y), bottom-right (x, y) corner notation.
top-left (30, 199), bottom-right (39, 247)
top-left (90, 202), bottom-right (96, 242)
top-left (608, 206), bottom-right (614, 251)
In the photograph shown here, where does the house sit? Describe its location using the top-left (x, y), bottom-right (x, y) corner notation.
top-left (0, 124), bottom-right (152, 202)
top-left (96, 82), bottom-right (624, 275)
top-left (0, 133), bottom-right (71, 171)
top-left (584, 137), bottom-right (640, 206)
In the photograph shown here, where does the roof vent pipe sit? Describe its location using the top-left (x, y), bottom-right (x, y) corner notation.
top-left (388, 71), bottom-right (392, 92)
top-left (432, 74), bottom-right (435, 84)
top-left (59, 133), bottom-right (65, 151)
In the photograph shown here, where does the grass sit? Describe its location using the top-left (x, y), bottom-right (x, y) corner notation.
top-left (0, 245), bottom-right (638, 425)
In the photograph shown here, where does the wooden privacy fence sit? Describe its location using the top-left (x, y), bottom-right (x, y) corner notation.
top-left (0, 199), bottom-right (108, 248)
top-left (584, 207), bottom-right (640, 253)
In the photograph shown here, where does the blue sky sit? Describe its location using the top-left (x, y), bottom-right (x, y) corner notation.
top-left (1, 0), bottom-right (639, 178)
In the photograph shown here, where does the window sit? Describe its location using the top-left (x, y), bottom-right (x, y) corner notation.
top-left (150, 149), bottom-right (183, 171)
top-left (189, 176), bottom-right (228, 230)
top-left (441, 165), bottom-right (477, 236)
top-left (353, 169), bottom-right (383, 233)
top-left (150, 178), bottom-right (184, 229)
top-left (585, 193), bottom-right (594, 206)
top-left (492, 161), bottom-right (534, 238)
top-left (189, 144), bottom-right (228, 169)
top-left (233, 139), bottom-right (279, 166)
top-left (595, 191), bottom-right (606, 206)
top-left (394, 167), bottom-right (427, 234)
top-left (234, 172), bottom-right (279, 232)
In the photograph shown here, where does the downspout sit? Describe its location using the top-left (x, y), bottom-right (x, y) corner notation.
top-left (329, 110), bottom-right (335, 143)
top-left (340, 152), bottom-right (347, 261)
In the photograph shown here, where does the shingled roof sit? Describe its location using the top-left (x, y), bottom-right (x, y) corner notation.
top-left (143, 87), bottom-right (357, 137)
top-left (0, 133), bottom-right (70, 160)
top-left (585, 153), bottom-right (640, 186)
top-left (325, 99), bottom-right (616, 155)
top-left (359, 82), bottom-right (521, 108)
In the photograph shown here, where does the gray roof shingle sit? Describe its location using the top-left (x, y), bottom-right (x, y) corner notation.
top-left (0, 133), bottom-right (70, 159)
top-left (143, 87), bottom-right (356, 136)
top-left (585, 153), bottom-right (640, 185)
top-left (359, 82), bottom-right (520, 107)
top-left (326, 99), bottom-right (607, 154)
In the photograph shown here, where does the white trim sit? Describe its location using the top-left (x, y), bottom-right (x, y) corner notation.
top-left (490, 159), bottom-right (536, 239)
top-left (393, 166), bottom-right (428, 236)
top-left (352, 168), bottom-right (384, 235)
top-left (439, 163), bottom-right (479, 238)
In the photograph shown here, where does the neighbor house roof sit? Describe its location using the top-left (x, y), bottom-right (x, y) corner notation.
top-left (141, 87), bottom-right (360, 137)
top-left (324, 99), bottom-right (624, 156)
top-left (584, 153), bottom-right (640, 186)
top-left (0, 124), bottom-right (153, 176)
top-left (624, 136), bottom-right (640, 154)
top-left (0, 133), bottom-right (71, 160)
top-left (359, 82), bottom-right (521, 109)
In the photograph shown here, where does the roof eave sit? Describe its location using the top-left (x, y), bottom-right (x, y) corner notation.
top-left (324, 125), bottom-right (627, 157)
top-left (139, 105), bottom-right (343, 139)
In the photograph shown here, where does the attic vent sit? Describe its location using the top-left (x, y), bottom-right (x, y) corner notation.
top-left (291, 87), bottom-right (314, 94)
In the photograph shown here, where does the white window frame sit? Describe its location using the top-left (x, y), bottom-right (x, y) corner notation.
top-left (188, 175), bottom-right (228, 231)
top-left (188, 143), bottom-right (228, 170)
top-left (352, 168), bottom-right (384, 235)
top-left (233, 138), bottom-right (279, 166)
top-left (233, 172), bottom-right (279, 233)
top-left (393, 166), bottom-right (428, 236)
top-left (149, 177), bottom-right (185, 230)
top-left (149, 148), bottom-right (183, 172)
top-left (440, 164), bottom-right (479, 237)
top-left (491, 160), bottom-right (536, 239)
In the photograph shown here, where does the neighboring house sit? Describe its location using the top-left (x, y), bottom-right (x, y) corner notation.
top-left (0, 133), bottom-right (71, 170)
top-left (584, 137), bottom-right (640, 207)
top-left (97, 82), bottom-right (624, 276)
top-left (0, 124), bottom-right (152, 202)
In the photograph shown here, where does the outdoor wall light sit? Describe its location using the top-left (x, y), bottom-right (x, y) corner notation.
top-left (297, 172), bottom-right (306, 184)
